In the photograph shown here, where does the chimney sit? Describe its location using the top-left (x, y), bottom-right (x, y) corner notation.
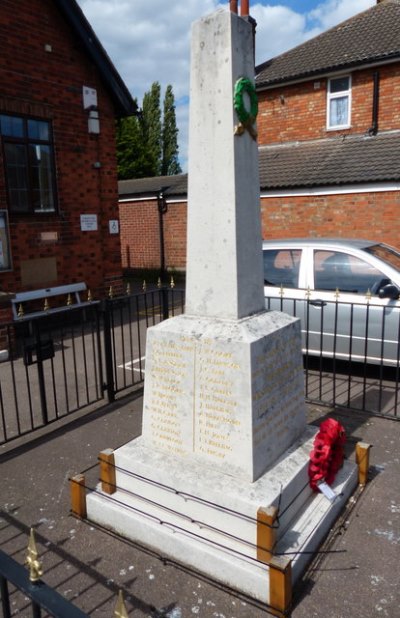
top-left (230, 0), bottom-right (238, 13)
top-left (240, 0), bottom-right (249, 16)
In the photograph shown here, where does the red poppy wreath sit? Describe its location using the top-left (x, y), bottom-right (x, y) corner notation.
top-left (308, 418), bottom-right (346, 492)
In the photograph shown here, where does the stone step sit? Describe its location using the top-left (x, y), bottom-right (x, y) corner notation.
top-left (274, 459), bottom-right (358, 583)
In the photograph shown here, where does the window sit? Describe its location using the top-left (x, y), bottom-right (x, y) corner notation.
top-left (263, 249), bottom-right (302, 288)
top-left (314, 250), bottom-right (388, 294)
top-left (0, 114), bottom-right (56, 213)
top-left (327, 76), bottom-right (351, 129)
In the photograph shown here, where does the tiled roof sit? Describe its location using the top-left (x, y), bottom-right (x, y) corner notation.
top-left (119, 174), bottom-right (188, 198)
top-left (256, 0), bottom-right (400, 88)
top-left (118, 132), bottom-right (400, 196)
top-left (259, 131), bottom-right (400, 189)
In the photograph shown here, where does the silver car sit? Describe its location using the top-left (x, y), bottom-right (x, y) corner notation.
top-left (263, 239), bottom-right (400, 366)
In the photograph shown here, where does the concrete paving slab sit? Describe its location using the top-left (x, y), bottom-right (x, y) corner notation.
top-left (1, 394), bottom-right (399, 617)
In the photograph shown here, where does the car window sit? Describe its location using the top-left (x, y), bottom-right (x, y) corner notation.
top-left (314, 250), bottom-right (389, 294)
top-left (263, 249), bottom-right (302, 288)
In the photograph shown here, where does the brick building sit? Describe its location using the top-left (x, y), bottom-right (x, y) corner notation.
top-left (119, 0), bottom-right (400, 275)
top-left (0, 0), bottom-right (137, 307)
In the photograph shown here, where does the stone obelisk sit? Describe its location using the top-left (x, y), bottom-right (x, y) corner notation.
top-left (87, 6), bottom-right (357, 603)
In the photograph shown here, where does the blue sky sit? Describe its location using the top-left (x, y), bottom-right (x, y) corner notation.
top-left (77, 1), bottom-right (376, 169)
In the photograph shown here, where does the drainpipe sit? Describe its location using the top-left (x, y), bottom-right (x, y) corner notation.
top-left (157, 190), bottom-right (168, 283)
top-left (369, 71), bottom-right (380, 136)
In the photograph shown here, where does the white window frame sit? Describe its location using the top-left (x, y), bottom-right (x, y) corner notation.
top-left (326, 74), bottom-right (352, 130)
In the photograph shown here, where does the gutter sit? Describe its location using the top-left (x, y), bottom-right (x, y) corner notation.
top-left (54, 0), bottom-right (138, 117)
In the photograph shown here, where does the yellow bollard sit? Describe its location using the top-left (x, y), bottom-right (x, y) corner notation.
top-left (356, 442), bottom-right (371, 486)
top-left (99, 449), bottom-right (116, 495)
top-left (269, 555), bottom-right (292, 617)
top-left (70, 474), bottom-right (87, 518)
top-left (257, 505), bottom-right (278, 563)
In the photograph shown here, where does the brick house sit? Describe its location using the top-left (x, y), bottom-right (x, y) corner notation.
top-left (119, 0), bottom-right (400, 275)
top-left (0, 0), bottom-right (137, 313)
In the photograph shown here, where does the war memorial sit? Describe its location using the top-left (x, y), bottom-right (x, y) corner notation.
top-left (86, 3), bottom-right (358, 611)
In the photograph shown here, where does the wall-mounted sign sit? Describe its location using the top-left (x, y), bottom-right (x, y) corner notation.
top-left (109, 220), bottom-right (119, 234)
top-left (83, 86), bottom-right (98, 110)
top-left (0, 211), bottom-right (12, 271)
top-left (80, 214), bottom-right (98, 231)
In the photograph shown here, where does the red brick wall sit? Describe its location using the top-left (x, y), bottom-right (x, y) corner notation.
top-left (120, 200), bottom-right (188, 272)
top-left (257, 63), bottom-right (400, 144)
top-left (120, 191), bottom-right (400, 272)
top-left (261, 191), bottom-right (400, 247)
top-left (0, 0), bottom-right (123, 299)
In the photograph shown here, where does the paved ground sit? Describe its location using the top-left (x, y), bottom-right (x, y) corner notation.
top-left (1, 393), bottom-right (399, 617)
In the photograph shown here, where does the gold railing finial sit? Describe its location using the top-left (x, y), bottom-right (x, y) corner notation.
top-left (366, 288), bottom-right (372, 302)
top-left (43, 298), bottom-right (50, 312)
top-left (126, 282), bottom-right (131, 296)
top-left (279, 284), bottom-right (285, 298)
top-left (157, 277), bottom-right (162, 289)
top-left (114, 590), bottom-right (129, 618)
top-left (17, 303), bottom-right (24, 318)
top-left (334, 288), bottom-right (340, 300)
top-left (142, 280), bottom-right (147, 292)
top-left (170, 276), bottom-right (175, 289)
top-left (88, 289), bottom-right (93, 303)
top-left (26, 528), bottom-right (43, 583)
top-left (67, 293), bottom-right (72, 306)
top-left (109, 286), bottom-right (114, 299)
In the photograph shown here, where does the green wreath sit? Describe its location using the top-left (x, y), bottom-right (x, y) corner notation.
top-left (233, 77), bottom-right (258, 125)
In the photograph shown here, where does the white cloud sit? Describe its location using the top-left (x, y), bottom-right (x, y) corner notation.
top-left (76, 0), bottom-right (377, 171)
top-left (308, 0), bottom-right (375, 29)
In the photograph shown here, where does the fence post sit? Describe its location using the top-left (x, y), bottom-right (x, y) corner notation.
top-left (99, 449), bottom-right (116, 494)
top-left (269, 556), bottom-right (292, 617)
top-left (161, 286), bottom-right (169, 321)
top-left (70, 474), bottom-right (87, 518)
top-left (102, 300), bottom-right (115, 403)
top-left (356, 442), bottom-right (371, 486)
top-left (0, 574), bottom-right (11, 618)
top-left (33, 323), bottom-right (48, 425)
top-left (257, 506), bottom-right (278, 563)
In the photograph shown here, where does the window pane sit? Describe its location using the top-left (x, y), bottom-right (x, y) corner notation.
top-left (330, 77), bottom-right (349, 93)
top-left (4, 143), bottom-right (29, 211)
top-left (0, 115), bottom-right (24, 137)
top-left (29, 144), bottom-right (55, 212)
top-left (329, 96), bottom-right (349, 126)
top-left (28, 119), bottom-right (49, 141)
top-left (263, 249), bottom-right (302, 287)
top-left (314, 251), bottom-right (386, 294)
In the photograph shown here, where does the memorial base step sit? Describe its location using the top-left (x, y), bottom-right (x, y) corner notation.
top-left (86, 430), bottom-right (358, 604)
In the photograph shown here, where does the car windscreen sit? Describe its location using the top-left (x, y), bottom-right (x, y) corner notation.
top-left (364, 244), bottom-right (400, 271)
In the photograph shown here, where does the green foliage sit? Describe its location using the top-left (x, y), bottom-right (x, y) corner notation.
top-left (162, 85), bottom-right (182, 176)
top-left (116, 82), bottom-right (181, 180)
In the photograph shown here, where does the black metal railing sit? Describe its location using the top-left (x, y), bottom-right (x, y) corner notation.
top-left (103, 284), bottom-right (185, 401)
top-left (0, 549), bottom-right (89, 618)
top-left (0, 285), bottom-right (185, 446)
top-left (266, 294), bottom-right (400, 418)
top-left (1, 286), bottom-right (397, 447)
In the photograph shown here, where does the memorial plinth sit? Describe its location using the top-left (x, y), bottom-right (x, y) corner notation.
top-left (87, 8), bottom-right (358, 605)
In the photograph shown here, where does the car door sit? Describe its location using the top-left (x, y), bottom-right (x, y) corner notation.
top-left (263, 247), bottom-right (306, 336)
top-left (306, 248), bottom-right (400, 365)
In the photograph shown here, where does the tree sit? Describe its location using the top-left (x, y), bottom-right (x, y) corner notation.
top-left (116, 82), bottom-right (181, 179)
top-left (162, 85), bottom-right (182, 176)
top-left (141, 81), bottom-right (162, 176)
top-left (116, 115), bottom-right (154, 179)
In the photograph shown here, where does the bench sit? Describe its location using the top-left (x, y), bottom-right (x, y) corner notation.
top-left (12, 282), bottom-right (88, 321)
